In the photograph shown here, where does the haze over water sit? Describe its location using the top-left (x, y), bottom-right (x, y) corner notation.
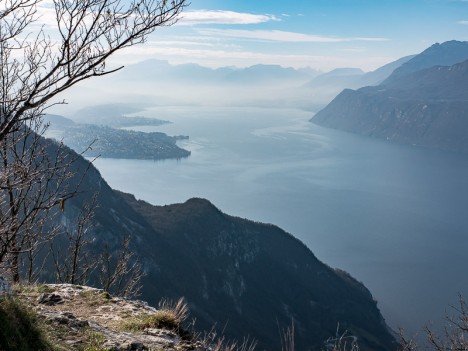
top-left (93, 106), bottom-right (468, 335)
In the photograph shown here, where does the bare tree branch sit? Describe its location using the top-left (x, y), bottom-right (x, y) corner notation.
top-left (0, 0), bottom-right (187, 141)
top-left (0, 0), bottom-right (187, 282)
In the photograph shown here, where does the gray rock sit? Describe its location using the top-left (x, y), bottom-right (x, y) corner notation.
top-left (53, 316), bottom-right (70, 325)
top-left (102, 340), bottom-right (121, 351)
top-left (51, 312), bottom-right (88, 329)
top-left (37, 293), bottom-right (64, 305)
top-left (70, 319), bottom-right (89, 329)
top-left (64, 338), bottom-right (83, 346)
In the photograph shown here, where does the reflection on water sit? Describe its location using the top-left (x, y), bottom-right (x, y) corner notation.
top-left (94, 106), bottom-right (468, 334)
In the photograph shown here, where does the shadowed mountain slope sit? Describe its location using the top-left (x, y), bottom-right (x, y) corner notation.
top-left (52, 141), bottom-right (398, 350)
top-left (119, 194), bottom-right (397, 351)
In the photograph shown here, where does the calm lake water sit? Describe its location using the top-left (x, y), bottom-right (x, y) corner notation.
top-left (92, 106), bottom-right (468, 335)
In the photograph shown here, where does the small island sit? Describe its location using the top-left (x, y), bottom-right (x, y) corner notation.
top-left (45, 114), bottom-right (191, 160)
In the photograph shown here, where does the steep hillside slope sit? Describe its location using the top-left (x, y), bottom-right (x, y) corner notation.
top-left (118, 194), bottom-right (397, 351)
top-left (54, 145), bottom-right (398, 350)
top-left (312, 43), bottom-right (468, 153)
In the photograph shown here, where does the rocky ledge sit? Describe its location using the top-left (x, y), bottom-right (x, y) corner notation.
top-left (13, 284), bottom-right (206, 351)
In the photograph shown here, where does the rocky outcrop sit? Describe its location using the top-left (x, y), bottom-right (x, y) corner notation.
top-left (19, 284), bottom-right (203, 351)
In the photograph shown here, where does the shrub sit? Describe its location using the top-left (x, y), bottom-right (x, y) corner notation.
top-left (0, 297), bottom-right (54, 351)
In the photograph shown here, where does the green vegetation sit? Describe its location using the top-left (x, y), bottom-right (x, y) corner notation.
top-left (121, 311), bottom-right (181, 333)
top-left (79, 290), bottom-right (112, 307)
top-left (17, 284), bottom-right (56, 296)
top-left (37, 285), bottom-right (56, 294)
top-left (0, 297), bottom-right (54, 351)
top-left (82, 331), bottom-right (109, 351)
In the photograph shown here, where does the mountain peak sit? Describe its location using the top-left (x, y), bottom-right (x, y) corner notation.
top-left (384, 40), bottom-right (468, 84)
top-left (312, 43), bottom-right (468, 153)
top-left (182, 197), bottom-right (222, 214)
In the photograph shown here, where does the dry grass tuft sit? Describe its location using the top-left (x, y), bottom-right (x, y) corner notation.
top-left (323, 325), bottom-right (360, 351)
top-left (121, 297), bottom-right (189, 334)
top-left (279, 320), bottom-right (295, 351)
top-left (197, 328), bottom-right (257, 351)
top-left (158, 297), bottom-right (189, 326)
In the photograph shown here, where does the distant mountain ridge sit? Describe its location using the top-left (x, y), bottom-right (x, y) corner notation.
top-left (112, 59), bottom-right (321, 84)
top-left (117, 57), bottom-right (412, 89)
top-left (358, 55), bottom-right (416, 87)
top-left (83, 56), bottom-right (416, 112)
top-left (384, 40), bottom-right (468, 84)
top-left (303, 55), bottom-right (415, 105)
top-left (312, 40), bottom-right (468, 153)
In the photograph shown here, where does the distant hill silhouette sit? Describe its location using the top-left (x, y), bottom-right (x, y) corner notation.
top-left (111, 59), bottom-right (320, 85)
top-left (303, 56), bottom-right (414, 105)
top-left (305, 67), bottom-right (364, 89)
top-left (358, 55), bottom-right (416, 86)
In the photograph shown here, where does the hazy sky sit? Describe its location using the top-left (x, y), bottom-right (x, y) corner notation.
top-left (116, 0), bottom-right (467, 71)
top-left (35, 0), bottom-right (468, 72)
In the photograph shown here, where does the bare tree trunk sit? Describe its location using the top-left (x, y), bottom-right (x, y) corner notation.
top-left (99, 237), bottom-right (145, 298)
top-left (50, 194), bottom-right (98, 286)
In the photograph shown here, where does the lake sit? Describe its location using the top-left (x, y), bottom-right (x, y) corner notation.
top-left (92, 106), bottom-right (468, 335)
